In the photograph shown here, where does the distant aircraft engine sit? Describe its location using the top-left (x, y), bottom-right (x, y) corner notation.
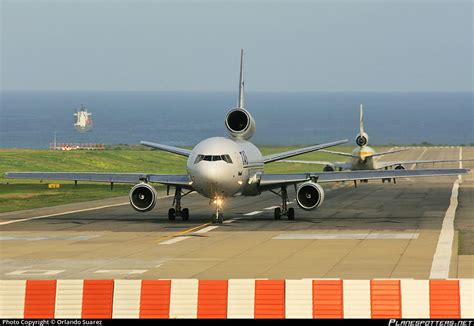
top-left (323, 165), bottom-right (335, 172)
top-left (394, 165), bottom-right (406, 170)
top-left (296, 182), bottom-right (325, 210)
top-left (129, 183), bottom-right (157, 212)
top-left (355, 132), bottom-right (369, 146)
top-left (225, 108), bottom-right (256, 140)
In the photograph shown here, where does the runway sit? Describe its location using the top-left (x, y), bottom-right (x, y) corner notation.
top-left (0, 147), bottom-right (472, 280)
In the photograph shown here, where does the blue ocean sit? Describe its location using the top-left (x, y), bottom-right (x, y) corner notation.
top-left (0, 91), bottom-right (472, 148)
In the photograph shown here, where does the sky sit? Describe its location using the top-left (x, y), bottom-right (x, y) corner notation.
top-left (1, 0), bottom-right (472, 92)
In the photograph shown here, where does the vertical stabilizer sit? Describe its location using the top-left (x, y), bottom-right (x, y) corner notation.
top-left (238, 49), bottom-right (245, 109)
top-left (359, 104), bottom-right (364, 135)
top-left (355, 104), bottom-right (369, 147)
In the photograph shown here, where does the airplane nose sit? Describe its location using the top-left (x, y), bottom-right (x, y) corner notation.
top-left (200, 165), bottom-right (220, 184)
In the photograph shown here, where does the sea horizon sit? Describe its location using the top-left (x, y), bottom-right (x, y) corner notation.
top-left (1, 90), bottom-right (473, 148)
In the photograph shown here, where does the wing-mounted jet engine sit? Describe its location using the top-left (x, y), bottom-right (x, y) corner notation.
top-left (296, 182), bottom-right (325, 211)
top-left (129, 183), bottom-right (157, 212)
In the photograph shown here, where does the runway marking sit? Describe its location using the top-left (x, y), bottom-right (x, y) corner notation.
top-left (430, 147), bottom-right (462, 279)
top-left (194, 226), bottom-right (220, 234)
top-left (0, 235), bottom-right (100, 241)
top-left (6, 270), bottom-right (65, 276)
top-left (0, 202), bottom-right (129, 226)
top-left (264, 206), bottom-right (279, 210)
top-left (222, 218), bottom-right (241, 224)
top-left (159, 236), bottom-right (191, 245)
top-left (158, 222), bottom-right (211, 241)
top-left (245, 211), bottom-right (263, 216)
top-left (410, 147), bottom-right (428, 169)
top-left (273, 233), bottom-right (419, 240)
top-left (94, 269), bottom-right (147, 275)
top-left (0, 193), bottom-right (178, 226)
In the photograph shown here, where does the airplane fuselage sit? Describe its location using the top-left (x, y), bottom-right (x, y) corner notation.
top-left (350, 145), bottom-right (377, 170)
top-left (186, 137), bottom-right (264, 199)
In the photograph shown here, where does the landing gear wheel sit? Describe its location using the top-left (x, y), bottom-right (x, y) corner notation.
top-left (274, 207), bottom-right (281, 220)
top-left (181, 208), bottom-right (189, 221)
top-left (168, 208), bottom-right (176, 221)
top-left (287, 208), bottom-right (295, 220)
top-left (212, 212), bottom-right (223, 224)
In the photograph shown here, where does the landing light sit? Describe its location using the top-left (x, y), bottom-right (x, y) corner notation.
top-left (213, 198), bottom-right (223, 205)
top-left (237, 180), bottom-right (243, 185)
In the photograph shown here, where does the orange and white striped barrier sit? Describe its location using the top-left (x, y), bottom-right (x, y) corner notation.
top-left (0, 279), bottom-right (472, 319)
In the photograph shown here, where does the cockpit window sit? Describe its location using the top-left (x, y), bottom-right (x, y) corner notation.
top-left (194, 155), bottom-right (204, 164)
top-left (222, 154), bottom-right (233, 163)
top-left (194, 154), bottom-right (233, 164)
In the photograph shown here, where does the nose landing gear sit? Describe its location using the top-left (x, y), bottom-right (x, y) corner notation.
top-left (211, 197), bottom-right (224, 224)
top-left (168, 187), bottom-right (192, 221)
top-left (270, 185), bottom-right (295, 220)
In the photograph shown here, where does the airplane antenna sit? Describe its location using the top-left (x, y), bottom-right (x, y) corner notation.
top-left (238, 49), bottom-right (245, 109)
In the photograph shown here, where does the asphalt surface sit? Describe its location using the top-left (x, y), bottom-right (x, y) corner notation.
top-left (0, 147), bottom-right (472, 280)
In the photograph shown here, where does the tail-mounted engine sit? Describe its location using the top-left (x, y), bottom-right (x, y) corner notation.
top-left (225, 108), bottom-right (256, 140)
top-left (296, 182), bottom-right (325, 210)
top-left (129, 183), bottom-right (157, 212)
top-left (355, 132), bottom-right (369, 147)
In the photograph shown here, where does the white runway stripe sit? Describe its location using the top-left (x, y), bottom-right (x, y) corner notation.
top-left (273, 233), bottom-right (419, 240)
top-left (223, 218), bottom-right (241, 224)
top-left (264, 206), bottom-right (279, 210)
top-left (244, 211), bottom-right (263, 216)
top-left (430, 147), bottom-right (462, 279)
top-left (159, 236), bottom-right (191, 245)
top-left (193, 226), bottom-right (219, 234)
top-left (0, 193), bottom-right (177, 226)
top-left (0, 202), bottom-right (129, 226)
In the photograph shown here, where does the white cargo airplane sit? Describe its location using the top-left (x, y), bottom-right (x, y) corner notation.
top-left (6, 50), bottom-right (469, 223)
top-left (282, 104), bottom-right (472, 184)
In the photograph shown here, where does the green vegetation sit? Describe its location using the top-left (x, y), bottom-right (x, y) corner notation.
top-left (0, 146), bottom-right (374, 213)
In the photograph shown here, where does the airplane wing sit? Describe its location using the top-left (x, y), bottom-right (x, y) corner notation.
top-left (377, 158), bottom-right (474, 170)
top-left (140, 141), bottom-right (191, 157)
top-left (4, 172), bottom-right (194, 189)
top-left (257, 168), bottom-right (469, 190)
top-left (262, 139), bottom-right (348, 163)
top-left (278, 160), bottom-right (351, 170)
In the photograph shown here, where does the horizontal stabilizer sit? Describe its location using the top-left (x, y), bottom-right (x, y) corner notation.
top-left (263, 139), bottom-right (348, 163)
top-left (279, 160), bottom-right (335, 166)
top-left (364, 148), bottom-right (409, 158)
top-left (278, 160), bottom-right (351, 170)
top-left (319, 149), bottom-right (359, 158)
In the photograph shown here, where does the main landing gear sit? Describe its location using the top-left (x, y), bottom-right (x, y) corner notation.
top-left (270, 185), bottom-right (295, 221)
top-left (168, 187), bottom-right (192, 221)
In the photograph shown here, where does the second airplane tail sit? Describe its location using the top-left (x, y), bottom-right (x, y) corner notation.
top-left (355, 104), bottom-right (369, 146)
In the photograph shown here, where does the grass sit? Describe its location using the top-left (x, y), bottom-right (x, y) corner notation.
top-left (0, 145), bottom-right (378, 213)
